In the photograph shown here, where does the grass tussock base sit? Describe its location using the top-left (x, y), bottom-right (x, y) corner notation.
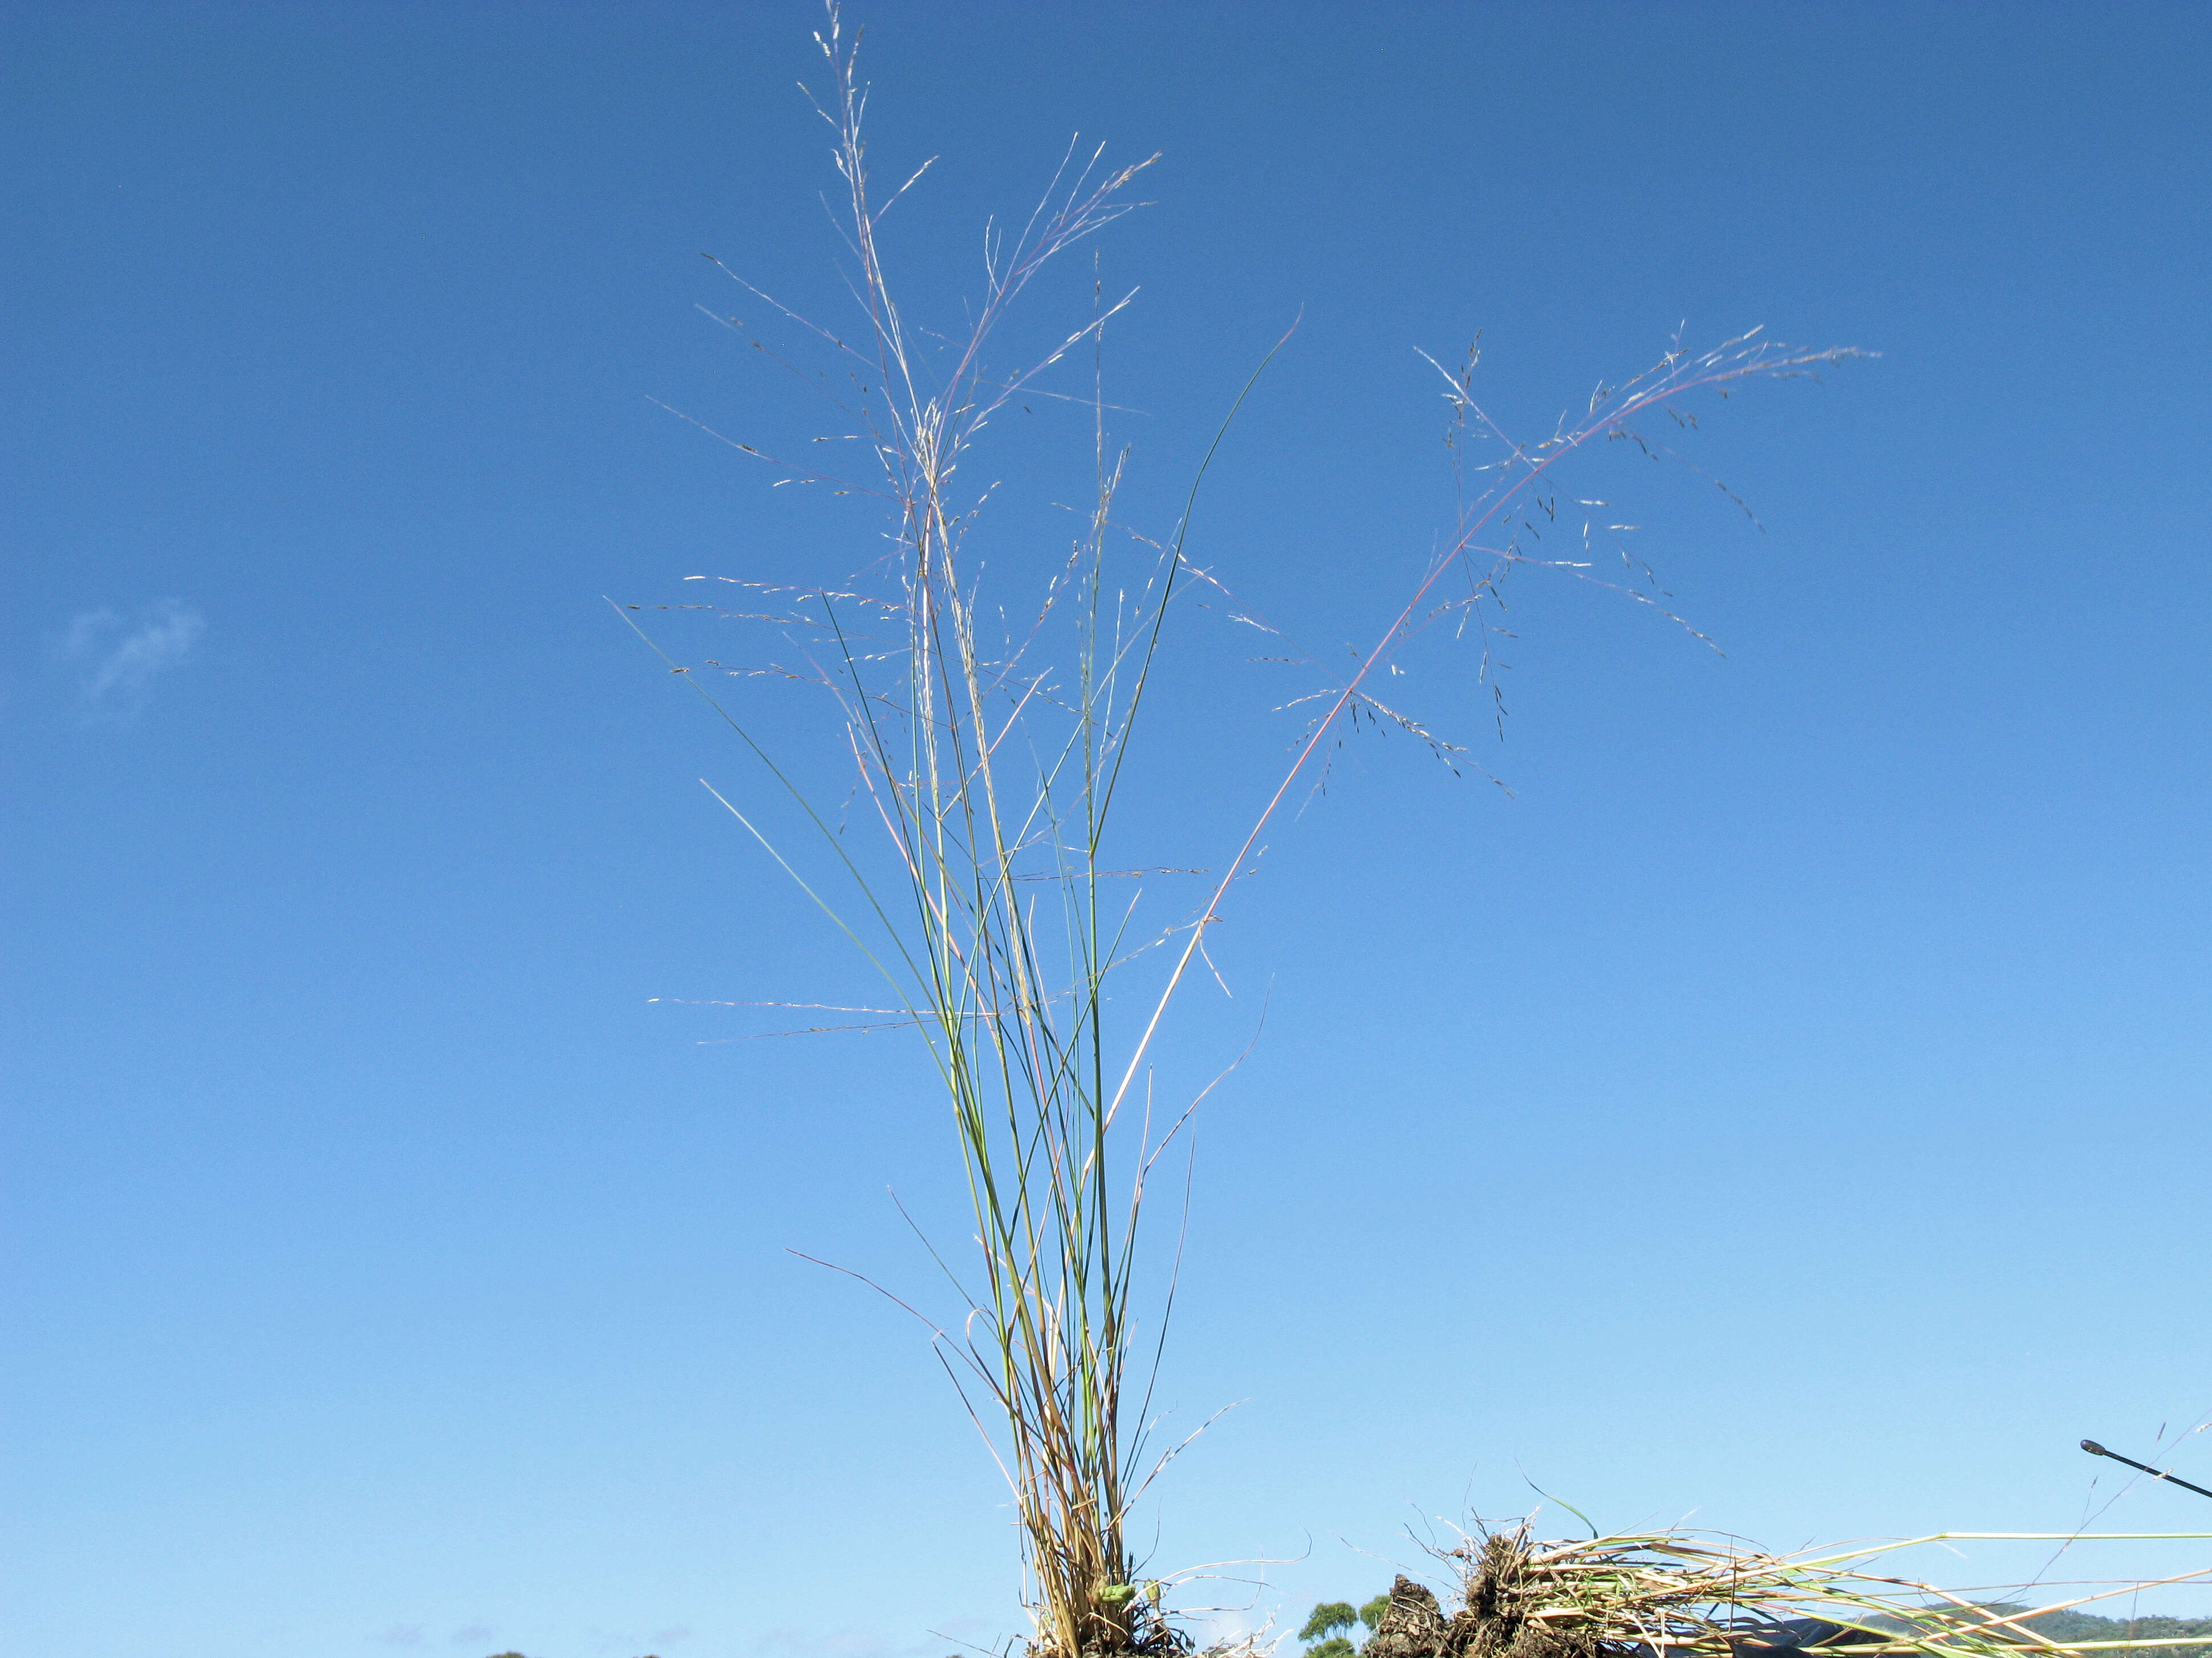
top-left (1336, 1526), bottom-right (2212, 1658)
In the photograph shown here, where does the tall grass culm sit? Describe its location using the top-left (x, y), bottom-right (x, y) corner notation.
top-left (626, 8), bottom-right (2198, 1658)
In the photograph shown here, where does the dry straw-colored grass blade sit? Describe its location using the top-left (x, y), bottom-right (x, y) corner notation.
top-left (1341, 1527), bottom-right (2212, 1658)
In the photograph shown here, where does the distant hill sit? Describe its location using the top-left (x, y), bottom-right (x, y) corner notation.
top-left (1877, 1602), bottom-right (2212, 1658)
top-left (2015, 1607), bottom-right (2212, 1656)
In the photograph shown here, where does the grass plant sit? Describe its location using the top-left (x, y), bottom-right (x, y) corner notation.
top-left (615, 9), bottom-right (2211, 1658)
top-left (1417, 1525), bottom-right (2212, 1658)
top-left (1309, 1529), bottom-right (2212, 1658)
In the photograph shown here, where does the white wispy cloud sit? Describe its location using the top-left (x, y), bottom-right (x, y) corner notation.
top-left (56, 598), bottom-right (205, 721)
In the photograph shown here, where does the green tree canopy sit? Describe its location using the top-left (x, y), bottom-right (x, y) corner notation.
top-left (1301, 1604), bottom-right (1359, 1643)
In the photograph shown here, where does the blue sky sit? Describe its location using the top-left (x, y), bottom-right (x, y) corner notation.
top-left (6, 3), bottom-right (2211, 1657)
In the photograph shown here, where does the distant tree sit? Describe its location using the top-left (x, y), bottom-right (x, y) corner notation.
top-left (1301, 1592), bottom-right (1395, 1658)
top-left (1302, 1604), bottom-right (1358, 1642)
top-left (1301, 1600), bottom-right (1358, 1658)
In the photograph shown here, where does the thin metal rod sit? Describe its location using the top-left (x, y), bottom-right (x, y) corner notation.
top-left (2083, 1439), bottom-right (2212, 1502)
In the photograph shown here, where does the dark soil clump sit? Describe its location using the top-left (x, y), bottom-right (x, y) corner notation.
top-left (1448, 1532), bottom-right (1609, 1658)
top-left (1363, 1578), bottom-right (1456, 1658)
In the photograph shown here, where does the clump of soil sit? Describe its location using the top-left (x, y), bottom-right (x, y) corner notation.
top-left (1364, 1529), bottom-right (1899, 1658)
top-left (1450, 1531), bottom-right (1613, 1658)
top-left (1351, 1553), bottom-right (1607, 1658)
top-left (1060, 1595), bottom-right (1196, 1658)
top-left (1362, 1577), bottom-right (1458, 1658)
